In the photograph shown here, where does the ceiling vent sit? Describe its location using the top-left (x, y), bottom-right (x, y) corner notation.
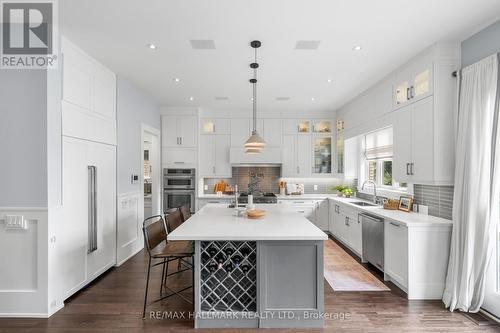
top-left (295, 40), bottom-right (320, 50)
top-left (215, 96), bottom-right (229, 100)
top-left (275, 97), bottom-right (290, 101)
top-left (190, 40), bottom-right (216, 49)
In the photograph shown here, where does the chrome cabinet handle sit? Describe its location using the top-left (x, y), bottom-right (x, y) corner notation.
top-left (180, 137), bottom-right (182, 145)
top-left (212, 166), bottom-right (215, 174)
top-left (87, 166), bottom-right (98, 253)
top-left (390, 222), bottom-right (400, 227)
top-left (297, 166), bottom-right (300, 174)
top-left (406, 163), bottom-right (410, 175)
top-left (293, 201), bottom-right (305, 204)
top-left (410, 86), bottom-right (415, 99)
top-left (410, 163), bottom-right (414, 175)
top-left (297, 210), bottom-right (305, 213)
top-left (174, 161), bottom-right (185, 164)
top-left (406, 87), bottom-right (410, 100)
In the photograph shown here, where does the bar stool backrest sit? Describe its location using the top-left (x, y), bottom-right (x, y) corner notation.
top-left (143, 215), bottom-right (167, 255)
top-left (165, 208), bottom-right (183, 233)
top-left (179, 204), bottom-right (191, 222)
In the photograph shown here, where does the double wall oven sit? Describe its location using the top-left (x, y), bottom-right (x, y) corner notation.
top-left (163, 168), bottom-right (196, 214)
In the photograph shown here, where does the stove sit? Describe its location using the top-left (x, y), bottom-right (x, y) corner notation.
top-left (238, 192), bottom-right (277, 204)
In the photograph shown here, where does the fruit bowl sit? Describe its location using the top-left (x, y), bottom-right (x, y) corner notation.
top-left (246, 209), bottom-right (266, 219)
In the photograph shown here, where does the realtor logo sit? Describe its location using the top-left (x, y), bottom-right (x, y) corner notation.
top-left (1, 0), bottom-right (58, 69)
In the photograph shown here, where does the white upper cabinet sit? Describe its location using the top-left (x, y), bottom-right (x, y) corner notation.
top-left (282, 134), bottom-right (297, 177)
top-left (199, 134), bottom-right (231, 178)
top-left (61, 37), bottom-right (116, 145)
top-left (262, 119), bottom-right (282, 146)
top-left (162, 116), bottom-right (198, 148)
top-left (230, 118), bottom-right (250, 147)
top-left (201, 118), bottom-right (230, 135)
top-left (284, 119), bottom-right (311, 134)
top-left (393, 52), bottom-right (433, 108)
top-left (282, 134), bottom-right (312, 177)
top-left (312, 120), bottom-right (332, 134)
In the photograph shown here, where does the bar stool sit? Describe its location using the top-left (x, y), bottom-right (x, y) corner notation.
top-left (165, 208), bottom-right (193, 272)
top-left (142, 215), bottom-right (194, 319)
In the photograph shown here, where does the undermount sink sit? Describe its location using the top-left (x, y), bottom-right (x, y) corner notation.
top-left (351, 201), bottom-right (377, 207)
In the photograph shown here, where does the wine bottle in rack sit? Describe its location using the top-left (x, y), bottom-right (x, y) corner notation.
top-left (224, 247), bottom-right (234, 256)
top-left (232, 255), bottom-right (242, 266)
top-left (208, 262), bottom-right (218, 273)
top-left (240, 247), bottom-right (251, 257)
top-left (207, 246), bottom-right (218, 257)
top-left (241, 264), bottom-right (250, 273)
top-left (216, 253), bottom-right (226, 269)
top-left (225, 262), bottom-right (234, 272)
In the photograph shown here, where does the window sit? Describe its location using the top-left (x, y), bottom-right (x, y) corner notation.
top-left (361, 127), bottom-right (406, 191)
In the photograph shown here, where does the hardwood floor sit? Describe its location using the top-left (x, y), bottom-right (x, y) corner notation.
top-left (0, 239), bottom-right (498, 332)
top-left (324, 239), bottom-right (389, 291)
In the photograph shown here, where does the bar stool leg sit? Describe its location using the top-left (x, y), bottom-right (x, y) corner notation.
top-left (160, 258), bottom-right (166, 296)
top-left (142, 257), bottom-right (152, 319)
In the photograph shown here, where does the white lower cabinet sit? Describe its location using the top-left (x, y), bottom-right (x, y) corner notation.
top-left (60, 136), bottom-right (117, 299)
top-left (314, 199), bottom-right (329, 230)
top-left (278, 199), bottom-right (329, 231)
top-left (329, 200), bottom-right (362, 256)
top-left (384, 220), bottom-right (408, 288)
top-left (197, 197), bottom-right (232, 210)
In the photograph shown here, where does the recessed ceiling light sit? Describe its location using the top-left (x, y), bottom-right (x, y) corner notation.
top-left (311, 97), bottom-right (315, 101)
top-left (215, 96), bottom-right (229, 101)
top-left (276, 97), bottom-right (290, 101)
top-left (250, 97), bottom-right (254, 101)
top-left (173, 78), bottom-right (180, 83)
top-left (189, 96), bottom-right (194, 101)
top-left (147, 43), bottom-right (157, 50)
top-left (327, 79), bottom-right (333, 83)
top-left (352, 45), bottom-right (362, 51)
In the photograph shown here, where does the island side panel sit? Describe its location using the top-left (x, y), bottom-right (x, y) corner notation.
top-left (258, 240), bottom-right (324, 328)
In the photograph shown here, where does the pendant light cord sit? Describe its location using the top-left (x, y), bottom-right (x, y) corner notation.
top-left (252, 47), bottom-right (257, 134)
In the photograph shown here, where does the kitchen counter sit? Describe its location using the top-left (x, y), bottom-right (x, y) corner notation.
top-left (198, 193), bottom-right (234, 199)
top-left (168, 203), bottom-right (326, 329)
top-left (277, 193), bottom-right (452, 227)
top-left (168, 203), bottom-right (328, 241)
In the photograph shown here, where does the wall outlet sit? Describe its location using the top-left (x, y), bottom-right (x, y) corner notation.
top-left (313, 185), bottom-right (318, 191)
top-left (5, 215), bottom-right (27, 230)
top-left (131, 174), bottom-right (139, 184)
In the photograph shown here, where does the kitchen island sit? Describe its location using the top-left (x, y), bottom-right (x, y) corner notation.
top-left (168, 204), bottom-right (328, 328)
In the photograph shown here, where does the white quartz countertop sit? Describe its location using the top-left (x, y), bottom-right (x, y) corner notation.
top-left (168, 204), bottom-right (328, 241)
top-left (327, 196), bottom-right (452, 227)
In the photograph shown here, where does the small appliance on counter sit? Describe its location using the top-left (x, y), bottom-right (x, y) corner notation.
top-left (285, 183), bottom-right (304, 195)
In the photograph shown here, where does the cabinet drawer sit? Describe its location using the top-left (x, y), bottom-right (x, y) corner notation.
top-left (162, 148), bottom-right (197, 167)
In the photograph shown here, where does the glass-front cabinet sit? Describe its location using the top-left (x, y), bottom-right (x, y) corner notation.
top-left (393, 57), bottom-right (433, 108)
top-left (313, 136), bottom-right (332, 174)
top-left (313, 120), bottom-right (332, 133)
top-left (336, 120), bottom-right (344, 174)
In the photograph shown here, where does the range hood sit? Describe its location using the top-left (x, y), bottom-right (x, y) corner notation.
top-left (230, 147), bottom-right (282, 165)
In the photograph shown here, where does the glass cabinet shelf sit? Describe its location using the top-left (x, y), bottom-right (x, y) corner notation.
top-left (298, 121), bottom-right (310, 133)
top-left (313, 136), bottom-right (332, 174)
top-left (313, 121), bottom-right (331, 133)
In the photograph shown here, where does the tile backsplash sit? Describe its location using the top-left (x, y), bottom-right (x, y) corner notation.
top-left (204, 167), bottom-right (281, 194)
top-left (413, 184), bottom-right (454, 220)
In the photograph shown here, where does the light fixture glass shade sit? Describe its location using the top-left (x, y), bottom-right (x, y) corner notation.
top-left (244, 131), bottom-right (266, 148)
top-left (245, 147), bottom-right (262, 154)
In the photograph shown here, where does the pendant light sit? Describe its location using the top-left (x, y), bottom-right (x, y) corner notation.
top-left (245, 40), bottom-right (266, 154)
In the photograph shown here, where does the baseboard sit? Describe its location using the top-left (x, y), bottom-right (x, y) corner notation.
top-left (479, 309), bottom-right (500, 324)
top-left (0, 312), bottom-right (50, 318)
top-left (48, 302), bottom-right (65, 317)
top-left (116, 245), bottom-right (143, 267)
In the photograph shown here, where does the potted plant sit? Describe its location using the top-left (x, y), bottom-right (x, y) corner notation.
top-left (335, 185), bottom-right (346, 196)
top-left (342, 188), bottom-right (354, 198)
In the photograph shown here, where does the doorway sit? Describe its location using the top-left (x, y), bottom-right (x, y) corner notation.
top-left (141, 124), bottom-right (161, 219)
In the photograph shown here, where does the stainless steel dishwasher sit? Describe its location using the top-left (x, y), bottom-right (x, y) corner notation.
top-left (360, 213), bottom-right (384, 271)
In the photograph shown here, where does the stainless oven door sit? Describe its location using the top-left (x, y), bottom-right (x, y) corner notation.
top-left (163, 176), bottom-right (195, 189)
top-left (163, 190), bottom-right (195, 213)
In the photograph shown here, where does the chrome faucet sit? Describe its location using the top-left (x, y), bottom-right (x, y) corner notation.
top-left (361, 180), bottom-right (377, 204)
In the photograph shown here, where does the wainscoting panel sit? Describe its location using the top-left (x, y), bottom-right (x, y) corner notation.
top-left (0, 207), bottom-right (49, 317)
top-left (116, 192), bottom-right (144, 266)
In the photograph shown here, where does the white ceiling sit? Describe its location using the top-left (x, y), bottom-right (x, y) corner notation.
top-left (61, 0), bottom-right (500, 113)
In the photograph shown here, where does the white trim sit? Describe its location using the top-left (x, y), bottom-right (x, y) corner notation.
top-left (479, 308), bottom-right (500, 324)
top-left (115, 246), bottom-right (143, 267)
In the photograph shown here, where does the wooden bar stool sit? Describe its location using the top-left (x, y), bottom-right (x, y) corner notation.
top-left (142, 215), bottom-right (194, 319)
top-left (179, 204), bottom-right (191, 222)
top-left (165, 208), bottom-right (193, 272)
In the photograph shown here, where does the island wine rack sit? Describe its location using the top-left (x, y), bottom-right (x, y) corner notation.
top-left (199, 241), bottom-right (257, 312)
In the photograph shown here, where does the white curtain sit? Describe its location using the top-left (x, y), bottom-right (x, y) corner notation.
top-left (443, 54), bottom-right (500, 312)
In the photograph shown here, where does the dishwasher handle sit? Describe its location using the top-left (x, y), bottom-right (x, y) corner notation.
top-left (359, 213), bottom-right (384, 223)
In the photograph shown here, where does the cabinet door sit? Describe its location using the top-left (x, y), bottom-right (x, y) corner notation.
top-left (162, 148), bottom-right (197, 168)
top-left (282, 135), bottom-right (297, 177)
top-left (215, 135), bottom-right (231, 177)
top-left (200, 118), bottom-right (230, 135)
top-left (410, 57), bottom-right (433, 102)
top-left (93, 68), bottom-right (116, 120)
top-left (199, 135), bottom-right (215, 177)
top-left (162, 117), bottom-right (179, 147)
top-left (296, 135), bottom-right (312, 176)
top-left (411, 97), bottom-right (434, 182)
top-left (350, 213), bottom-right (362, 255)
top-left (283, 119), bottom-right (299, 134)
top-left (333, 209), bottom-right (343, 238)
top-left (312, 136), bottom-right (332, 174)
top-left (385, 220), bottom-right (408, 288)
top-left (87, 142), bottom-right (116, 279)
top-left (60, 137), bottom-right (89, 297)
top-left (263, 119), bottom-right (282, 146)
top-left (230, 118), bottom-right (250, 146)
top-left (394, 67), bottom-right (411, 107)
top-left (312, 120), bottom-right (332, 134)
top-left (393, 105), bottom-right (412, 183)
top-left (315, 200), bottom-right (329, 230)
top-left (179, 116), bottom-right (197, 147)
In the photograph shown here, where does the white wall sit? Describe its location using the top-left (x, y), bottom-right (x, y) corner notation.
top-left (116, 78), bottom-right (161, 264)
top-left (0, 71), bottom-right (48, 207)
top-left (462, 19), bottom-right (500, 67)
